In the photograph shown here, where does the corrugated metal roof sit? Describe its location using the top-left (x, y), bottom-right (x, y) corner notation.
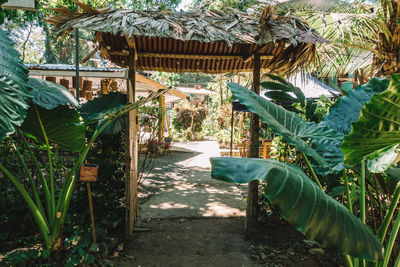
top-left (175, 87), bottom-right (217, 96)
top-left (287, 73), bottom-right (336, 98)
top-left (26, 64), bottom-right (126, 72)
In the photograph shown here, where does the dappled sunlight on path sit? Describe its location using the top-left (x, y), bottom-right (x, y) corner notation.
top-left (138, 141), bottom-right (247, 219)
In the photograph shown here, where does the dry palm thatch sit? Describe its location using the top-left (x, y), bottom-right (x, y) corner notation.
top-left (46, 1), bottom-right (327, 74)
top-left (372, 0), bottom-right (400, 77)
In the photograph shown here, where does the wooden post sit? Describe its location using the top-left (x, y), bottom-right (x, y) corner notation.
top-left (158, 95), bottom-right (166, 142)
top-left (246, 53), bottom-right (260, 234)
top-left (86, 182), bottom-right (96, 243)
top-left (125, 39), bottom-right (139, 239)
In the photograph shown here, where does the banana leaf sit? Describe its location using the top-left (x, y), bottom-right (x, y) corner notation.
top-left (21, 104), bottom-right (85, 152)
top-left (227, 82), bottom-right (341, 172)
top-left (211, 157), bottom-right (383, 261)
top-left (0, 29), bottom-right (32, 141)
top-left (28, 78), bottom-right (79, 109)
top-left (341, 74), bottom-right (400, 166)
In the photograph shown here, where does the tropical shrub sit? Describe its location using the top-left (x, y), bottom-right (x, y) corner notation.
top-left (172, 100), bottom-right (206, 140)
top-left (0, 29), bottom-right (166, 251)
top-left (211, 75), bottom-right (400, 266)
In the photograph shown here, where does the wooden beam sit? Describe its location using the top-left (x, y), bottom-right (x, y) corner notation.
top-left (125, 46), bottom-right (138, 239)
top-left (243, 44), bottom-right (271, 63)
top-left (108, 50), bottom-right (273, 61)
top-left (246, 52), bottom-right (260, 235)
top-left (134, 73), bottom-right (187, 98)
top-left (135, 73), bottom-right (168, 90)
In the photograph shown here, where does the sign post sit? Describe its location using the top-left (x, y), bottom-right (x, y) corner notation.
top-left (80, 163), bottom-right (99, 243)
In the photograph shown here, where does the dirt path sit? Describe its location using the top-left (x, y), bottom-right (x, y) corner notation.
top-left (138, 141), bottom-right (246, 219)
top-left (113, 141), bottom-right (341, 267)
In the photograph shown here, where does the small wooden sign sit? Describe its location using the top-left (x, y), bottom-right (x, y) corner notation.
top-left (2, 0), bottom-right (37, 11)
top-left (79, 164), bottom-right (99, 182)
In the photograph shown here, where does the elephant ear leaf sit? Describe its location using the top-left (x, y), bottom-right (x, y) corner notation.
top-left (341, 74), bottom-right (400, 166)
top-left (322, 77), bottom-right (389, 136)
top-left (0, 29), bottom-right (32, 141)
top-left (79, 92), bottom-right (127, 124)
top-left (28, 78), bottom-right (78, 109)
top-left (310, 77), bottom-right (389, 174)
top-left (227, 82), bottom-right (340, 173)
top-left (210, 157), bottom-right (383, 261)
top-left (79, 92), bottom-right (127, 135)
top-left (79, 90), bottom-right (167, 134)
top-left (21, 105), bottom-right (85, 152)
top-left (20, 77), bottom-right (85, 152)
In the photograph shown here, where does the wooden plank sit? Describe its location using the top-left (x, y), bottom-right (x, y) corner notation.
top-left (246, 52), bottom-right (260, 234)
top-left (125, 46), bottom-right (138, 239)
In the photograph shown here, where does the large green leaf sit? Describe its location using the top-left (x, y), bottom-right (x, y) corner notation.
top-left (0, 29), bottom-right (32, 141)
top-left (79, 92), bottom-right (128, 135)
top-left (227, 82), bottom-right (340, 172)
top-left (261, 74), bottom-right (305, 108)
top-left (341, 74), bottom-right (400, 166)
top-left (21, 104), bottom-right (85, 152)
top-left (28, 78), bottom-right (79, 109)
top-left (367, 145), bottom-right (399, 173)
top-left (79, 91), bottom-right (167, 134)
top-left (313, 77), bottom-right (389, 173)
top-left (322, 77), bottom-right (389, 136)
top-left (79, 92), bottom-right (127, 124)
top-left (385, 165), bottom-right (400, 182)
top-left (210, 157), bottom-right (383, 261)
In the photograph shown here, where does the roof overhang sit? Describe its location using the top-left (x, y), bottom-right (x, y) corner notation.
top-left (47, 2), bottom-right (327, 75)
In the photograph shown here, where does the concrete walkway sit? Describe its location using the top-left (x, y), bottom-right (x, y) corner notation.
top-left (137, 141), bottom-right (247, 220)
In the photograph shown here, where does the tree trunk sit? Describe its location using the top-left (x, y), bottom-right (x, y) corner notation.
top-left (43, 23), bottom-right (57, 64)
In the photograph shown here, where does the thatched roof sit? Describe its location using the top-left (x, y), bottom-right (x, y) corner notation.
top-left (47, 2), bottom-right (327, 74)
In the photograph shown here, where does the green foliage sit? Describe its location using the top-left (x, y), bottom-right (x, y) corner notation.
top-left (79, 92), bottom-right (127, 135)
top-left (0, 29), bottom-right (31, 141)
top-left (262, 74), bottom-right (305, 111)
top-left (2, 247), bottom-right (51, 266)
top-left (218, 74), bottom-right (400, 266)
top-left (322, 77), bottom-right (389, 136)
top-left (342, 74), bottom-right (400, 166)
top-left (0, 29), bottom-right (167, 252)
top-left (28, 78), bottom-right (79, 109)
top-left (189, 0), bottom-right (258, 11)
top-left (21, 105), bottom-right (85, 152)
top-left (150, 72), bottom-right (180, 87)
top-left (172, 101), bottom-right (207, 139)
top-left (211, 157), bottom-right (383, 261)
top-left (227, 82), bottom-right (341, 172)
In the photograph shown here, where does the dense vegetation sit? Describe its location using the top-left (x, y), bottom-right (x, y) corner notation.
top-left (2, 0), bottom-right (400, 266)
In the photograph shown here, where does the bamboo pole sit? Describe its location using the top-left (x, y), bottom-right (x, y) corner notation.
top-left (246, 52), bottom-right (260, 234)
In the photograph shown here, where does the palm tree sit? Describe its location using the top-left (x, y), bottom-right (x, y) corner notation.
top-left (277, 0), bottom-right (400, 78)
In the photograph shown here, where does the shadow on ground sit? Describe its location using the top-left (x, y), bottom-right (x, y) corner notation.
top-left (138, 144), bottom-right (247, 219)
top-left (116, 141), bottom-right (341, 267)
